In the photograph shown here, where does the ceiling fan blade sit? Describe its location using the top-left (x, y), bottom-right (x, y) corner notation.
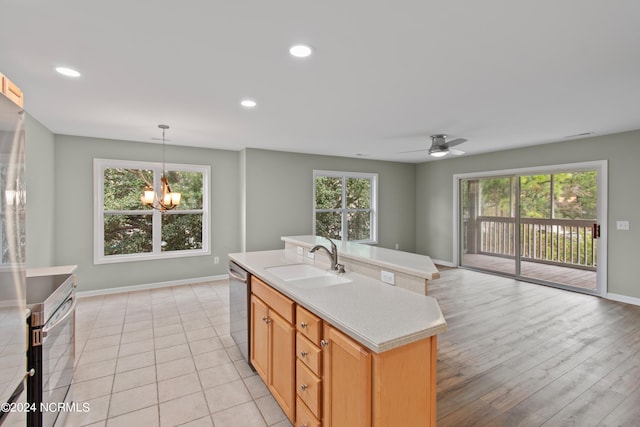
top-left (398, 148), bottom-right (428, 154)
top-left (450, 148), bottom-right (465, 155)
top-left (446, 138), bottom-right (467, 147)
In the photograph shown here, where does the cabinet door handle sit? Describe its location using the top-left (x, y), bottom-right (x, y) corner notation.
top-left (301, 424), bottom-right (308, 427)
top-left (300, 351), bottom-right (308, 358)
top-left (300, 322), bottom-right (308, 329)
top-left (300, 384), bottom-right (308, 391)
top-left (262, 317), bottom-right (271, 324)
top-left (320, 339), bottom-right (328, 348)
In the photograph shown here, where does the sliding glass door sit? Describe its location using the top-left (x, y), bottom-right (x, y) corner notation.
top-left (460, 168), bottom-right (599, 294)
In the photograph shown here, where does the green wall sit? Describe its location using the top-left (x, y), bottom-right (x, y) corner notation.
top-left (23, 120), bottom-right (640, 301)
top-left (25, 114), bottom-right (56, 268)
top-left (53, 135), bottom-right (241, 292)
top-left (416, 130), bottom-right (640, 299)
top-left (243, 149), bottom-right (417, 252)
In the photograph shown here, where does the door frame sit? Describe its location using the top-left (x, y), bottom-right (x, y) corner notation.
top-left (453, 160), bottom-right (608, 296)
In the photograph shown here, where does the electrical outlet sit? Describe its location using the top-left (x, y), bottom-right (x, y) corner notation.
top-left (395, 243), bottom-right (399, 250)
top-left (296, 246), bottom-right (304, 255)
top-left (214, 256), bottom-right (219, 264)
top-left (381, 270), bottom-right (395, 285)
top-left (616, 220), bottom-right (630, 230)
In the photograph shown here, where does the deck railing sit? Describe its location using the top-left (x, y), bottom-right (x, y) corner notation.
top-left (464, 216), bottom-right (597, 271)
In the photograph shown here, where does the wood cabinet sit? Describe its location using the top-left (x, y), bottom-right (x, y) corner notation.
top-left (322, 324), bottom-right (372, 427)
top-left (250, 295), bottom-right (269, 380)
top-left (250, 277), bottom-right (296, 422)
top-left (323, 324), bottom-right (438, 426)
top-left (371, 336), bottom-right (437, 426)
top-left (0, 72), bottom-right (24, 107)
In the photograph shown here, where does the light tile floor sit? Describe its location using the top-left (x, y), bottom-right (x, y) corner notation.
top-left (63, 280), bottom-right (293, 427)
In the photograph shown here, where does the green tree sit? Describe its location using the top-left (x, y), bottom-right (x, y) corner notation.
top-left (553, 171), bottom-right (596, 219)
top-left (480, 177), bottom-right (513, 217)
top-left (520, 175), bottom-right (551, 218)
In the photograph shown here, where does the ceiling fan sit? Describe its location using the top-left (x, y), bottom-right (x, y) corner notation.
top-left (400, 134), bottom-right (468, 157)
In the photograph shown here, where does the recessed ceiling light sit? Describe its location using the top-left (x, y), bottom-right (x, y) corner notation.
top-left (289, 44), bottom-right (313, 58)
top-left (240, 99), bottom-right (257, 108)
top-left (55, 67), bottom-right (81, 77)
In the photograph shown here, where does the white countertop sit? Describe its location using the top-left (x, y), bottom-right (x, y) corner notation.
top-left (26, 265), bottom-right (77, 278)
top-left (281, 235), bottom-right (440, 280)
top-left (229, 250), bottom-right (446, 353)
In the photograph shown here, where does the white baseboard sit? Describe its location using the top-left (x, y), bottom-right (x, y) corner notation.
top-left (432, 259), bottom-right (456, 268)
top-left (77, 274), bottom-right (229, 298)
top-left (606, 292), bottom-right (640, 307)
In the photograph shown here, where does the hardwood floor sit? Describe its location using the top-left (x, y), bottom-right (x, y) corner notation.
top-left (462, 254), bottom-right (597, 291)
top-left (429, 268), bottom-right (640, 426)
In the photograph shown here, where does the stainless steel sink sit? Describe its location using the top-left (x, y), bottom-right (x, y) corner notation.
top-left (264, 264), bottom-right (351, 288)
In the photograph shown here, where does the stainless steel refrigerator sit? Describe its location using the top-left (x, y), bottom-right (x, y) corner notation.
top-left (0, 89), bottom-right (27, 426)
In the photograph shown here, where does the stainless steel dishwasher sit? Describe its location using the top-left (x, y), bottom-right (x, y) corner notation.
top-left (26, 271), bottom-right (76, 427)
top-left (228, 261), bottom-right (251, 363)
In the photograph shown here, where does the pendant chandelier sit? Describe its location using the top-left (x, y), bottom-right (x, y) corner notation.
top-left (141, 124), bottom-right (181, 211)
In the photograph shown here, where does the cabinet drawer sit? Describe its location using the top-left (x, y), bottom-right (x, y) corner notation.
top-left (296, 359), bottom-right (322, 418)
top-left (296, 332), bottom-right (322, 376)
top-left (252, 276), bottom-right (294, 324)
top-left (296, 305), bottom-right (322, 346)
top-left (296, 396), bottom-right (321, 427)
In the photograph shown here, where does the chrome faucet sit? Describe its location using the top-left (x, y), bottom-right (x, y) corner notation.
top-left (310, 238), bottom-right (345, 273)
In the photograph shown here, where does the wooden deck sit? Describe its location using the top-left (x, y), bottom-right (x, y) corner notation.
top-left (430, 268), bottom-right (640, 426)
top-left (462, 253), bottom-right (597, 291)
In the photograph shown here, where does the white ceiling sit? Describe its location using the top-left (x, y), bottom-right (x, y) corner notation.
top-left (1, 1), bottom-right (639, 163)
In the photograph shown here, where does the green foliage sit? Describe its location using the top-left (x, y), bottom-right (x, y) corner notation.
top-left (347, 211), bottom-right (371, 240)
top-left (165, 171), bottom-right (203, 210)
top-left (346, 178), bottom-right (371, 209)
top-left (520, 175), bottom-right (551, 218)
top-left (315, 212), bottom-right (342, 240)
top-left (315, 177), bottom-right (342, 209)
top-left (471, 172), bottom-right (596, 220)
top-left (553, 171), bottom-right (597, 219)
top-left (161, 214), bottom-right (203, 251)
top-left (104, 214), bottom-right (152, 255)
top-left (104, 168), bottom-right (153, 211)
top-left (479, 177), bottom-right (514, 217)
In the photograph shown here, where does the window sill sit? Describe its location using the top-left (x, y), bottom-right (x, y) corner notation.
top-left (94, 248), bottom-right (211, 265)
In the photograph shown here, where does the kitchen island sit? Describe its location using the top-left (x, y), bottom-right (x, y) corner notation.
top-left (229, 247), bottom-right (446, 426)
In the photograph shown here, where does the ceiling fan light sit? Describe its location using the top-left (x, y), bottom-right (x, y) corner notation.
top-left (430, 151), bottom-right (448, 157)
top-left (429, 149), bottom-right (449, 157)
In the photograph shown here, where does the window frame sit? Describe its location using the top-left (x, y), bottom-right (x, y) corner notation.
top-left (93, 158), bottom-right (211, 264)
top-left (312, 170), bottom-right (378, 244)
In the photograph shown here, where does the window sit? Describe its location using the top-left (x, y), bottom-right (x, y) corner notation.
top-left (94, 159), bottom-right (210, 264)
top-left (313, 170), bottom-right (377, 243)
